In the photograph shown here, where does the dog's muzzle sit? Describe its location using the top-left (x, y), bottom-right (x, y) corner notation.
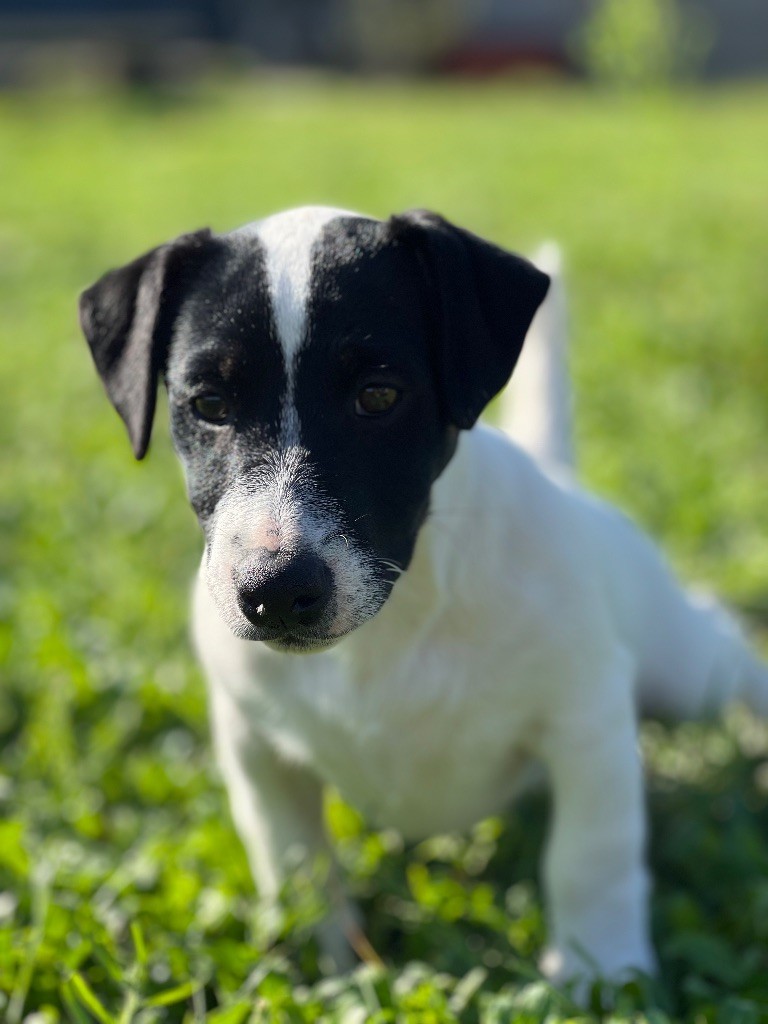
top-left (233, 549), bottom-right (334, 644)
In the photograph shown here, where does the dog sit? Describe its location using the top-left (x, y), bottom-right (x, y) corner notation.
top-left (79, 205), bottom-right (768, 991)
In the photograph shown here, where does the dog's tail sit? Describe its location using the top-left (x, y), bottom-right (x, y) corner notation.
top-left (498, 242), bottom-right (574, 473)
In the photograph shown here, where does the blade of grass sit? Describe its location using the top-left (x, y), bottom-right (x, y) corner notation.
top-left (144, 979), bottom-right (201, 1008)
top-left (65, 972), bottom-right (117, 1024)
top-left (6, 862), bottom-right (52, 1024)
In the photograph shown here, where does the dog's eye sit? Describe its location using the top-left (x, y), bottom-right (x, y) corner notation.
top-left (193, 393), bottom-right (229, 423)
top-left (355, 385), bottom-right (400, 417)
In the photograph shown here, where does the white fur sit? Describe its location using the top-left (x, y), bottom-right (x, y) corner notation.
top-left (192, 225), bottom-right (768, 990)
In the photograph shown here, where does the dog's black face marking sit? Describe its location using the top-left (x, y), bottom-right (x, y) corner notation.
top-left (79, 206), bottom-right (548, 651)
top-left (165, 238), bottom-right (285, 527)
top-left (297, 216), bottom-right (458, 572)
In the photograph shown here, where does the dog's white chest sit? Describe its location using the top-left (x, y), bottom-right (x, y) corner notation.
top-left (236, 631), bottom-right (540, 839)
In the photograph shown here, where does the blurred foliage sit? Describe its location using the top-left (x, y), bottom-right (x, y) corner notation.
top-left (1, 77), bottom-right (768, 1021)
top-left (578, 0), bottom-right (713, 88)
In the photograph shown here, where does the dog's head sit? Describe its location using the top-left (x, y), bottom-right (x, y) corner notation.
top-left (80, 207), bottom-right (549, 652)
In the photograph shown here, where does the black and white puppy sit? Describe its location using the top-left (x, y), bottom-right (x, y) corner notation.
top-left (80, 206), bottom-right (768, 990)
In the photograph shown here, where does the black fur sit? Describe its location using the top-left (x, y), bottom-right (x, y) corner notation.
top-left (164, 236), bottom-right (285, 525)
top-left (389, 211), bottom-right (550, 429)
top-left (296, 216), bottom-right (459, 571)
top-left (79, 229), bottom-right (213, 459)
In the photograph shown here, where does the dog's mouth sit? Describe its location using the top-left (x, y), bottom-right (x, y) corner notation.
top-left (227, 616), bottom-right (350, 652)
top-left (264, 633), bottom-right (345, 654)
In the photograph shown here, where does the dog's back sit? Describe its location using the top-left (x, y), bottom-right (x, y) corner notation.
top-left (498, 250), bottom-right (768, 722)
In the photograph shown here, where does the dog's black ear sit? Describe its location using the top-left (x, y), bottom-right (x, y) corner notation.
top-left (79, 229), bottom-right (213, 459)
top-left (389, 210), bottom-right (550, 429)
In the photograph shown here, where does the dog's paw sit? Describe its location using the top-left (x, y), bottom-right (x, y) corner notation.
top-left (316, 897), bottom-right (383, 975)
top-left (315, 913), bottom-right (358, 974)
top-left (539, 941), bottom-right (656, 1004)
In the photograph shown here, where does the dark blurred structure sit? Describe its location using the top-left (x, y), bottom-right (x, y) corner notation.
top-left (0, 0), bottom-right (766, 83)
top-left (0, 0), bottom-right (224, 83)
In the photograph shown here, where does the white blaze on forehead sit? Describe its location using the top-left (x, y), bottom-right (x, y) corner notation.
top-left (251, 206), bottom-right (361, 364)
top-left (229, 206), bottom-right (370, 444)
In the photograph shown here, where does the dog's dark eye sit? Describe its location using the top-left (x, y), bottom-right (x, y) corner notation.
top-left (193, 393), bottom-right (229, 423)
top-left (355, 385), bottom-right (400, 417)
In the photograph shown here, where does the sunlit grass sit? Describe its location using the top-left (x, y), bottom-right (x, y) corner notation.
top-left (1, 77), bottom-right (767, 1021)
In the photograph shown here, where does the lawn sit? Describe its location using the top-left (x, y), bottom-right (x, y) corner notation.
top-left (1, 76), bottom-right (768, 1023)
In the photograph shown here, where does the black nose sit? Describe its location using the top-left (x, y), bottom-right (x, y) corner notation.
top-left (234, 551), bottom-right (333, 633)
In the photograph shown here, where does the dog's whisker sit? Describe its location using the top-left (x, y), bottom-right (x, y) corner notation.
top-left (381, 566), bottom-right (404, 574)
top-left (378, 558), bottom-right (404, 576)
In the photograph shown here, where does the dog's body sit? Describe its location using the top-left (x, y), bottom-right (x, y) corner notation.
top-left (80, 206), bottom-right (768, 989)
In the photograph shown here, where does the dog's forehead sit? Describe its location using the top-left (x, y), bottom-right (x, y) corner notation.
top-left (228, 205), bottom-right (380, 366)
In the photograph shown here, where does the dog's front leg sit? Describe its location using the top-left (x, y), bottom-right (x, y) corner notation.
top-left (209, 688), bottom-right (358, 971)
top-left (538, 667), bottom-right (655, 994)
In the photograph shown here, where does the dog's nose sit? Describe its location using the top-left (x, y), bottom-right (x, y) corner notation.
top-left (234, 551), bottom-right (333, 633)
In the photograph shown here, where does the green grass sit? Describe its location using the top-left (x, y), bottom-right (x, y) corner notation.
top-left (1, 76), bottom-right (768, 1022)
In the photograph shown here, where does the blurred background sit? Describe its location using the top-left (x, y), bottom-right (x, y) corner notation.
top-left (1, 2), bottom-right (768, 1021)
top-left (1, 0), bottom-right (767, 82)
